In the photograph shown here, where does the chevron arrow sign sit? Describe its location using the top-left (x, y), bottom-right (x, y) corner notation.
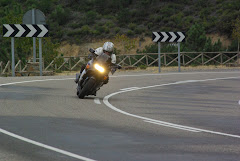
top-left (152, 32), bottom-right (185, 42)
top-left (3, 24), bottom-right (48, 37)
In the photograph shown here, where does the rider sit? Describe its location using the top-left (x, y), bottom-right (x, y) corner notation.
top-left (75, 41), bottom-right (117, 84)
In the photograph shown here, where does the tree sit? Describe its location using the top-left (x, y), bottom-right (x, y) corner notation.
top-left (232, 18), bottom-right (240, 52)
top-left (50, 5), bottom-right (70, 25)
top-left (85, 11), bottom-right (97, 25)
top-left (185, 24), bottom-right (207, 52)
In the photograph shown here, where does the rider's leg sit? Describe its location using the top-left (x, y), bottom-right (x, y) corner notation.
top-left (75, 64), bottom-right (86, 83)
top-left (78, 69), bottom-right (86, 85)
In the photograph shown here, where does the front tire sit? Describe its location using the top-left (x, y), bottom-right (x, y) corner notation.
top-left (78, 78), bottom-right (95, 99)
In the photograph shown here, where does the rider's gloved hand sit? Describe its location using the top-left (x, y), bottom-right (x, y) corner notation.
top-left (117, 64), bottom-right (122, 69)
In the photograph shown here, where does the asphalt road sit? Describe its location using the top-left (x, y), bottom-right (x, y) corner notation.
top-left (0, 71), bottom-right (239, 161)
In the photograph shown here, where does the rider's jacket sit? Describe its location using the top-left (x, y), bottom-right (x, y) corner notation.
top-left (94, 47), bottom-right (116, 64)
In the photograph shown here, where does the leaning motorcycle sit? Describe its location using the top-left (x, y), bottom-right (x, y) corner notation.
top-left (76, 48), bottom-right (121, 99)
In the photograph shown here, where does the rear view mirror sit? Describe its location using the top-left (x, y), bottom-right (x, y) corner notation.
top-left (89, 48), bottom-right (95, 53)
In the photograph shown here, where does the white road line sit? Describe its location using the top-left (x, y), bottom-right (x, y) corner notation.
top-left (0, 78), bottom-right (74, 87)
top-left (0, 128), bottom-right (96, 161)
top-left (110, 71), bottom-right (240, 78)
top-left (103, 76), bottom-right (240, 139)
top-left (239, 100), bottom-right (240, 105)
top-left (120, 87), bottom-right (140, 91)
top-left (94, 98), bottom-right (101, 104)
top-left (144, 120), bottom-right (200, 132)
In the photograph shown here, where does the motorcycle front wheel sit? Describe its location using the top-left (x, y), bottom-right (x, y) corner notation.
top-left (78, 78), bottom-right (95, 99)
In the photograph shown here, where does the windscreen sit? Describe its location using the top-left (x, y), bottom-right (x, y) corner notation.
top-left (96, 53), bottom-right (110, 64)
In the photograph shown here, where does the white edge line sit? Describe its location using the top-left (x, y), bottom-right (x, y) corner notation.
top-left (94, 98), bottom-right (101, 104)
top-left (120, 87), bottom-right (140, 91)
top-left (0, 78), bottom-right (74, 87)
top-left (0, 128), bottom-right (96, 161)
top-left (144, 120), bottom-right (200, 132)
top-left (103, 76), bottom-right (240, 139)
top-left (110, 71), bottom-right (240, 78)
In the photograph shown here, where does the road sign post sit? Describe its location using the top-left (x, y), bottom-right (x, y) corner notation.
top-left (178, 42), bottom-right (181, 72)
top-left (3, 24), bottom-right (48, 76)
top-left (39, 38), bottom-right (43, 76)
top-left (23, 9), bottom-right (46, 75)
top-left (32, 9), bottom-right (36, 62)
top-left (152, 32), bottom-right (185, 72)
top-left (158, 42), bottom-right (161, 73)
top-left (11, 37), bottom-right (15, 77)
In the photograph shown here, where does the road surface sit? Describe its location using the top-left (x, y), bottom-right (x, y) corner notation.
top-left (0, 71), bottom-right (239, 161)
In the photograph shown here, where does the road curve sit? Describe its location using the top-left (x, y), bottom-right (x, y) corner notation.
top-left (0, 71), bottom-right (240, 161)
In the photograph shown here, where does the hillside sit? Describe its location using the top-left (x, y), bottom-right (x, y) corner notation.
top-left (43, 0), bottom-right (240, 41)
top-left (0, 0), bottom-right (240, 61)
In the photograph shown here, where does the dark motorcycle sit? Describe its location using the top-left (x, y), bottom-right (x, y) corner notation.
top-left (76, 48), bottom-right (121, 99)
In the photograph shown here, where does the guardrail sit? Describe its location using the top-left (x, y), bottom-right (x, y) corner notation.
top-left (117, 52), bottom-right (240, 67)
top-left (1, 52), bottom-right (239, 76)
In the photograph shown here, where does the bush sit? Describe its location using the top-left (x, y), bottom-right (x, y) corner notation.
top-left (106, 22), bottom-right (114, 28)
top-left (85, 11), bottom-right (97, 25)
top-left (80, 25), bottom-right (91, 35)
top-left (139, 65), bottom-right (147, 69)
top-left (185, 23), bottom-right (207, 52)
top-left (128, 23), bottom-right (137, 30)
top-left (228, 39), bottom-right (238, 51)
top-left (55, 69), bottom-right (62, 73)
top-left (38, 0), bottom-right (53, 14)
top-left (55, 57), bottom-right (64, 67)
top-left (51, 5), bottom-right (70, 25)
top-left (127, 30), bottom-right (134, 36)
top-left (134, 27), bottom-right (143, 34)
top-left (117, 8), bottom-right (130, 25)
top-left (114, 27), bottom-right (120, 33)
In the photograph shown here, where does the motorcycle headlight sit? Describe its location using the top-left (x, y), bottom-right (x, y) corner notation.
top-left (94, 64), bottom-right (105, 73)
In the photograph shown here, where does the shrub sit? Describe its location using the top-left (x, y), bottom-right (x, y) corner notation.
top-left (38, 0), bottom-right (53, 14)
top-left (55, 69), bottom-right (62, 73)
top-left (80, 25), bottom-right (91, 35)
top-left (127, 30), bottom-right (134, 36)
top-left (114, 27), bottom-right (120, 33)
top-left (95, 25), bottom-right (105, 33)
top-left (85, 11), bottom-right (97, 24)
top-left (185, 23), bottom-right (207, 52)
top-left (128, 23), bottom-right (137, 30)
top-left (106, 22), bottom-right (114, 28)
top-left (134, 27), bottom-right (143, 34)
top-left (117, 8), bottom-right (130, 25)
top-left (55, 57), bottom-right (64, 67)
top-left (51, 5), bottom-right (70, 25)
top-left (139, 65), bottom-right (147, 69)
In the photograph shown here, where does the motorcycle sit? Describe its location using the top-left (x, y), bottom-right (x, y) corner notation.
top-left (76, 48), bottom-right (121, 99)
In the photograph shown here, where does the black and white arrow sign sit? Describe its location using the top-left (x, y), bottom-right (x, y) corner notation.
top-left (152, 32), bottom-right (185, 42)
top-left (3, 24), bottom-right (48, 37)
